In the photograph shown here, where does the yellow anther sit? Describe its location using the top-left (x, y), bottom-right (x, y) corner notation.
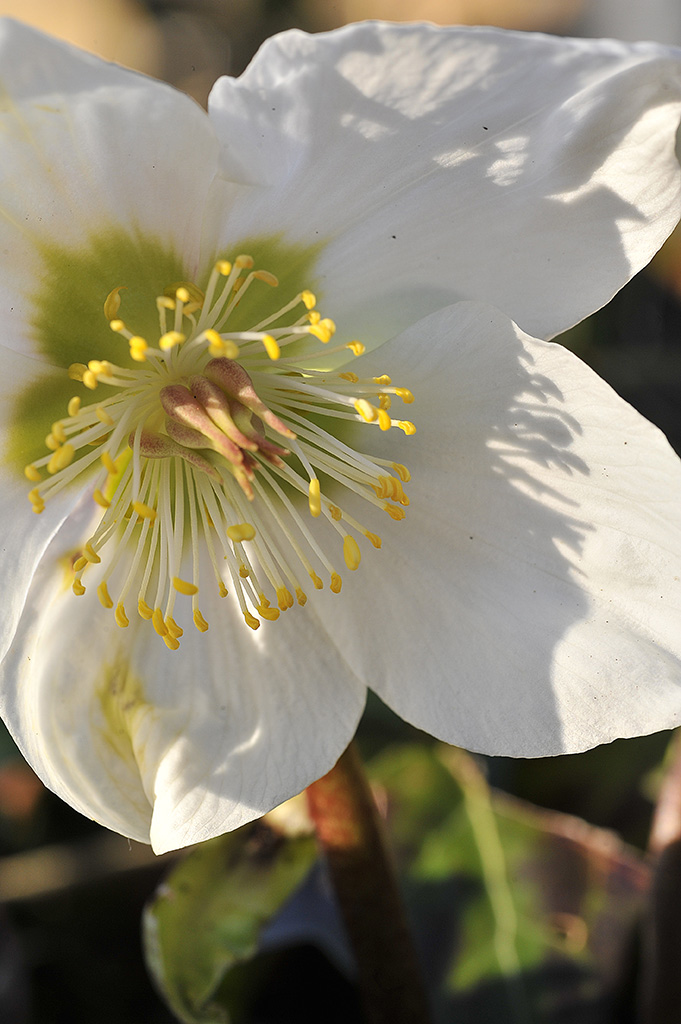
top-left (172, 577), bottom-right (199, 596)
top-left (309, 571), bottom-right (324, 590)
top-left (156, 295), bottom-right (175, 311)
top-left (101, 452), bottom-right (117, 474)
top-left (395, 388), bottom-right (414, 404)
top-left (84, 543), bottom-right (101, 564)
top-left (115, 603), bottom-right (129, 628)
top-left (339, 371), bottom-right (359, 383)
top-left (227, 523), bottom-right (256, 543)
top-left (93, 489), bottom-right (110, 509)
top-left (104, 286), bottom-right (126, 320)
top-left (295, 587), bottom-right (308, 606)
top-left (277, 587), bottom-right (294, 610)
top-left (163, 634), bottom-right (181, 651)
top-left (67, 396), bottom-right (81, 417)
top-left (82, 370), bottom-right (98, 390)
top-left (319, 318), bottom-right (336, 337)
top-left (204, 328), bottom-right (239, 359)
top-left (73, 557), bottom-right (87, 572)
top-left (301, 290), bottom-right (316, 310)
top-left (258, 604), bottom-right (280, 621)
top-left (97, 582), bottom-right (114, 609)
top-left (166, 617), bottom-right (184, 639)
top-left (72, 580), bottom-right (86, 596)
top-left (392, 463), bottom-right (410, 482)
top-left (379, 395), bottom-right (392, 410)
top-left (330, 573), bottom-right (342, 594)
top-left (378, 409), bottom-right (392, 432)
top-left (89, 360), bottom-right (112, 375)
top-left (51, 421), bottom-right (67, 444)
top-left (129, 336), bottom-right (148, 362)
top-left (108, 319), bottom-right (126, 334)
top-left (194, 609), bottom-right (210, 632)
top-left (253, 270), bottom-right (279, 287)
top-left (96, 406), bottom-right (114, 426)
top-left (138, 599), bottom-right (153, 620)
top-left (385, 505), bottom-right (406, 521)
top-left (343, 535), bottom-right (361, 571)
top-left (218, 581), bottom-right (228, 598)
top-left (262, 334), bottom-right (280, 360)
top-left (152, 608), bottom-right (168, 636)
top-left (45, 433), bottom-right (60, 451)
top-left (329, 504), bottom-right (342, 521)
top-left (235, 254), bottom-right (254, 269)
top-left (244, 611), bottom-right (260, 630)
top-left (159, 331), bottom-right (185, 351)
top-left (307, 311), bottom-right (321, 325)
top-left (47, 444), bottom-right (75, 475)
top-left (308, 479), bottom-right (321, 518)
top-left (215, 259), bottom-right (232, 276)
top-left (132, 500), bottom-right (157, 520)
top-left (24, 464), bottom-right (41, 482)
top-left (397, 420), bottom-right (416, 435)
top-left (175, 286), bottom-right (191, 303)
top-left (374, 375), bottom-right (392, 386)
top-left (239, 565), bottom-right (250, 579)
top-left (68, 363), bottom-right (87, 381)
top-left (347, 341), bottom-right (365, 356)
top-left (355, 399), bottom-right (377, 423)
top-left (308, 323), bottom-right (333, 343)
top-left (28, 487), bottom-right (44, 510)
top-left (365, 531), bottom-right (382, 549)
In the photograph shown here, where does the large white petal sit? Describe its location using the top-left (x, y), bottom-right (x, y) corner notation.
top-left (0, 18), bottom-right (225, 361)
top-left (209, 22), bottom-right (681, 343)
top-left (0, 530), bottom-right (366, 852)
top-left (309, 302), bottom-right (681, 755)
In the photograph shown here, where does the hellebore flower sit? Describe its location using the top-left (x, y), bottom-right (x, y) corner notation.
top-left (1, 20), bottom-right (681, 853)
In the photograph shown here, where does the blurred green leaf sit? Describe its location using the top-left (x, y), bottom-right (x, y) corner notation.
top-left (369, 745), bottom-right (649, 1024)
top-left (143, 822), bottom-right (317, 1024)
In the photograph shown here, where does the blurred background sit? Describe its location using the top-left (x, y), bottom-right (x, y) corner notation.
top-left (1, 2), bottom-right (680, 1022)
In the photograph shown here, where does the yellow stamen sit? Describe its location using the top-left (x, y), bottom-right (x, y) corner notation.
top-left (67, 396), bottom-right (81, 417)
top-left (72, 580), bottom-right (86, 596)
top-left (193, 609), bottom-right (209, 632)
top-left (395, 388), bottom-right (414, 404)
top-left (172, 577), bottom-right (199, 596)
top-left (93, 489), bottom-right (111, 508)
top-left (98, 582), bottom-right (114, 609)
top-left (253, 270), bottom-right (279, 287)
top-left (132, 501), bottom-right (157, 520)
top-left (347, 341), bottom-right (365, 356)
top-left (397, 420), bottom-right (416, 435)
top-left (159, 331), bottom-right (185, 351)
top-left (166, 617), bottom-right (184, 639)
top-left (308, 479), bottom-right (321, 518)
top-left (24, 464), bottom-right (41, 482)
top-left (330, 573), bottom-right (342, 594)
top-left (152, 608), bottom-right (168, 636)
top-left (301, 290), bottom-right (316, 310)
top-left (244, 611), bottom-right (260, 630)
top-left (258, 604), bottom-right (280, 621)
top-left (309, 571), bottom-right (324, 590)
top-left (164, 634), bottom-right (181, 651)
top-left (138, 599), bottom-right (153, 620)
top-left (296, 587), bottom-right (307, 606)
top-left (227, 523), bottom-right (256, 543)
top-left (115, 603), bottom-right (129, 628)
top-left (47, 444), bottom-right (75, 474)
top-left (343, 536), bottom-right (361, 571)
top-left (262, 334), bottom-right (280, 360)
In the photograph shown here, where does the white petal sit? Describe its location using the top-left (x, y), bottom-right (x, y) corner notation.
top-left (210, 22), bottom-right (681, 342)
top-left (310, 302), bottom-right (681, 756)
top-left (0, 532), bottom-right (366, 852)
top-left (0, 18), bottom-right (224, 360)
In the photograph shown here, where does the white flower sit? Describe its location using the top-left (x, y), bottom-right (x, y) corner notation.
top-left (0, 19), bottom-right (680, 853)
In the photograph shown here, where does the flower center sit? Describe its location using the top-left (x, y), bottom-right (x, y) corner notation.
top-left (25, 254), bottom-right (415, 648)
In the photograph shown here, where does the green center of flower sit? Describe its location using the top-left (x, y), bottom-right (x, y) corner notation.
top-left (25, 254), bottom-right (414, 648)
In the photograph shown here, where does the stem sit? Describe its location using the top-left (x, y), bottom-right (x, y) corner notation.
top-left (305, 741), bottom-right (432, 1024)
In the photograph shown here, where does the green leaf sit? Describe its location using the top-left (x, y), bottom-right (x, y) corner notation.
top-left (143, 821), bottom-right (317, 1024)
top-left (369, 744), bottom-right (649, 1024)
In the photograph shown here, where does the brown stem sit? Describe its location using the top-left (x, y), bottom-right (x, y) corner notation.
top-left (305, 741), bottom-right (432, 1024)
